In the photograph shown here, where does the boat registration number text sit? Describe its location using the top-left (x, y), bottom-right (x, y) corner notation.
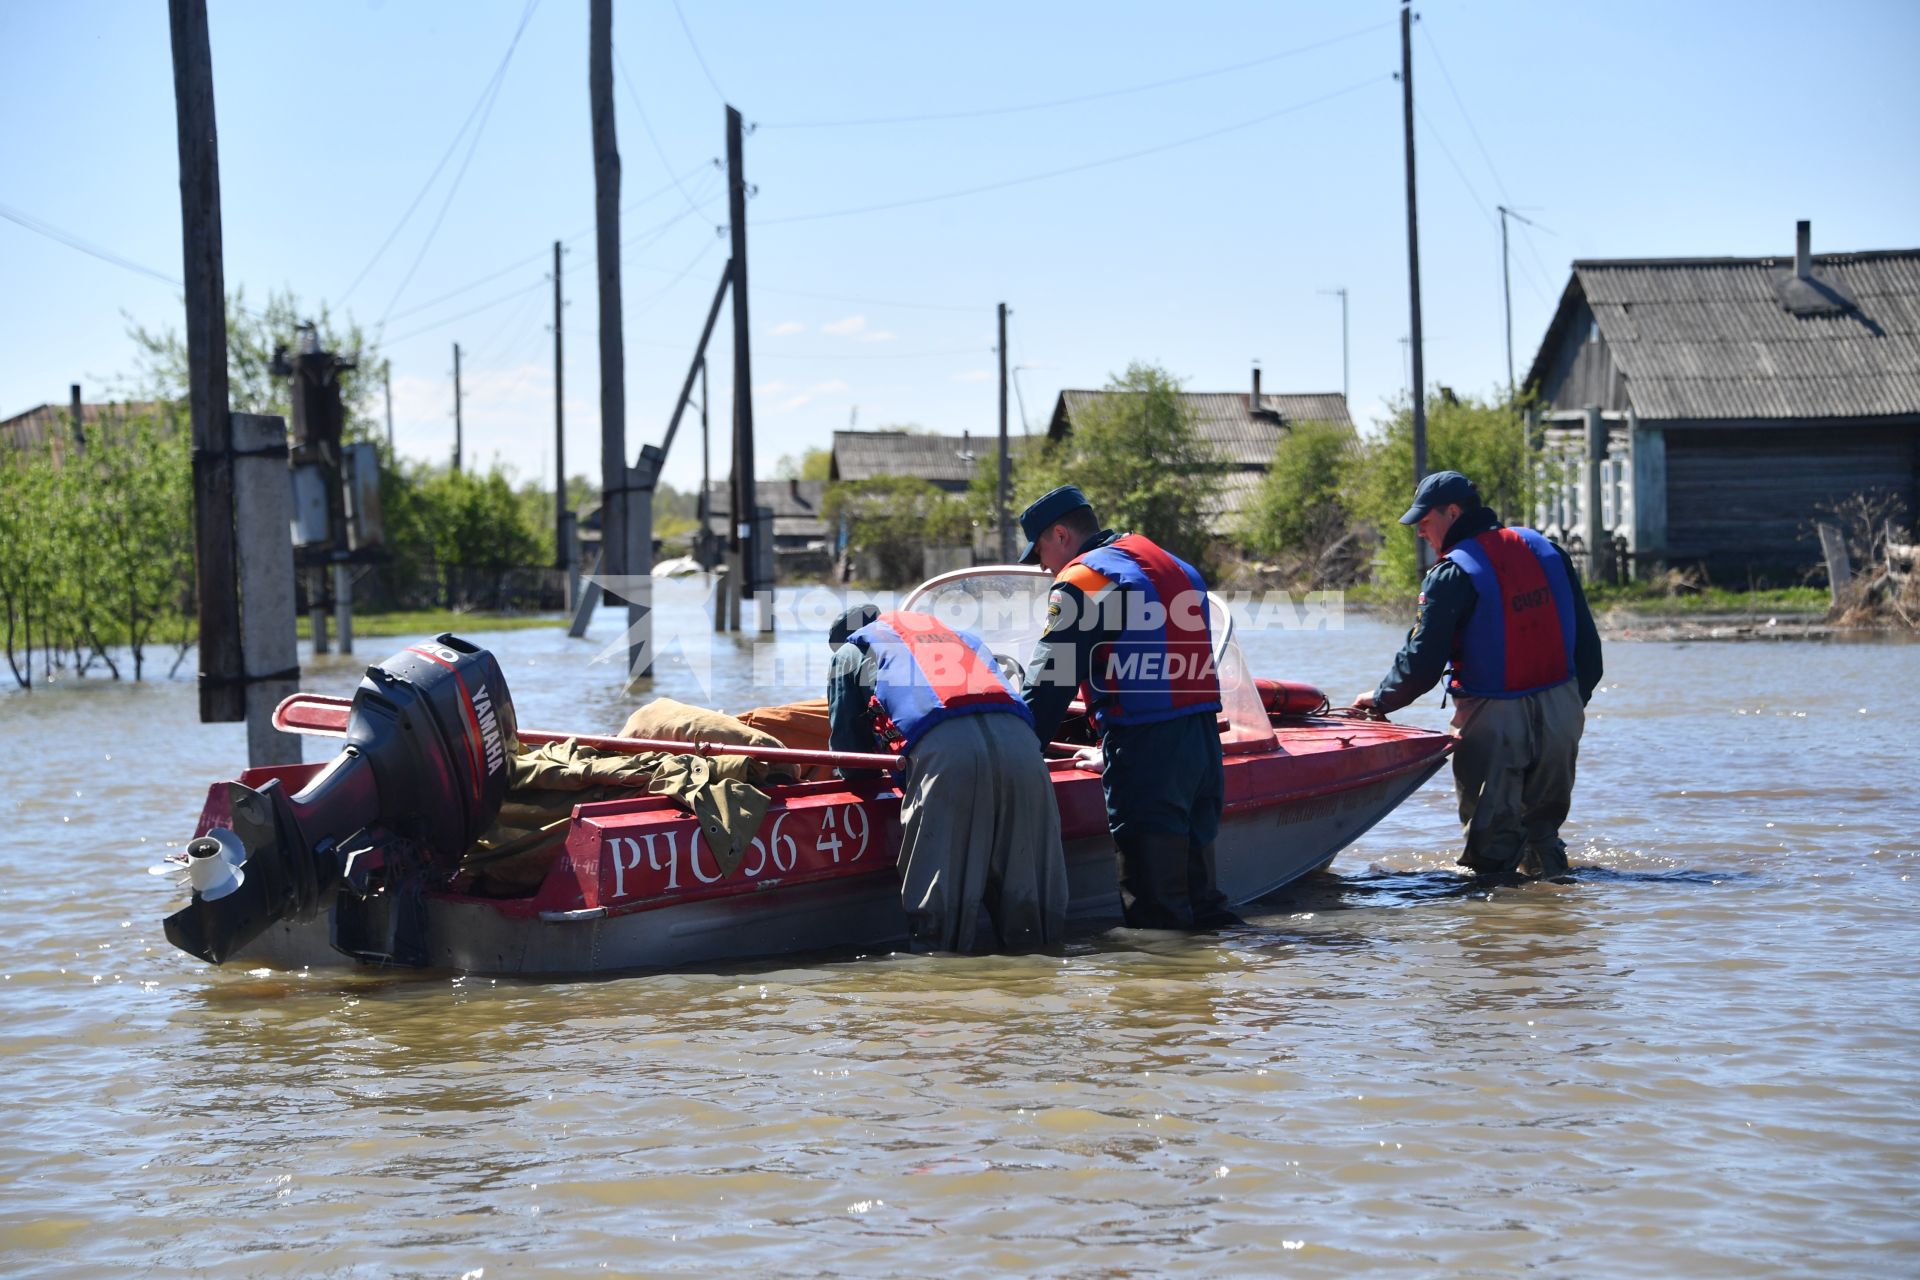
top-left (603, 804), bottom-right (879, 901)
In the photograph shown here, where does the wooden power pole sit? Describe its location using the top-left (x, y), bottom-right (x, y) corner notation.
top-left (451, 341), bottom-right (463, 472)
top-left (1400, 0), bottom-right (1431, 568)
top-left (997, 301), bottom-right (1012, 562)
top-left (169, 0), bottom-right (243, 723)
top-left (725, 105), bottom-right (764, 630)
top-left (552, 238), bottom-right (568, 571)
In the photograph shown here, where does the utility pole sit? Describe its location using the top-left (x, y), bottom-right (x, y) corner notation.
top-left (382, 359), bottom-right (393, 451)
top-left (1400, 0), bottom-right (1430, 569)
top-left (551, 238), bottom-right (568, 572)
top-left (69, 383), bottom-right (84, 453)
top-left (169, 0), bottom-right (243, 723)
top-left (1320, 287), bottom-right (1349, 405)
top-left (697, 356), bottom-right (710, 566)
top-left (996, 302), bottom-right (1012, 562)
top-left (726, 104), bottom-right (765, 631)
top-left (451, 341), bottom-right (463, 472)
top-left (591, 0), bottom-right (647, 678)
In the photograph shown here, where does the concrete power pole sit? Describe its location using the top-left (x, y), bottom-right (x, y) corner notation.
top-left (997, 301), bottom-right (1012, 563)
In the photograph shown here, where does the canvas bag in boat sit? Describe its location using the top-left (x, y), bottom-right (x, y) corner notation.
top-left (1059, 533), bottom-right (1222, 730)
top-left (849, 611), bottom-right (1033, 753)
top-left (1444, 526), bottom-right (1578, 699)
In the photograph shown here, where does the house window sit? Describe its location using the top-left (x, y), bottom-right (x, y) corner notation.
top-left (1589, 319), bottom-right (1600, 344)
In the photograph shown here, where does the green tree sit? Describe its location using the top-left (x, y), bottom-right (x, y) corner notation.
top-left (823, 475), bottom-right (972, 586)
top-left (1241, 419), bottom-right (1365, 586)
top-left (773, 447), bottom-right (832, 481)
top-left (125, 287), bottom-right (383, 441)
top-left (1010, 362), bottom-right (1220, 570)
top-left (1346, 392), bottom-right (1534, 591)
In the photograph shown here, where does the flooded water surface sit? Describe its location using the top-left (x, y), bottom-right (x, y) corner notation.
top-left (2, 583), bottom-right (1916, 1277)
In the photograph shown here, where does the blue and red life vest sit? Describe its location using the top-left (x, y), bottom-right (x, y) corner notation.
top-left (1057, 533), bottom-right (1222, 730)
top-left (1444, 526), bottom-right (1578, 699)
top-left (848, 610), bottom-right (1033, 753)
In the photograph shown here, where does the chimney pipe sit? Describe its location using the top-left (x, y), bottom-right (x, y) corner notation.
top-left (1795, 220), bottom-right (1811, 279)
top-left (1251, 361), bottom-right (1262, 409)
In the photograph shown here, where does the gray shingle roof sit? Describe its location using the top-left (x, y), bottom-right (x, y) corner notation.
top-left (1050, 389), bottom-right (1353, 468)
top-left (830, 430), bottom-right (1036, 486)
top-left (1529, 250), bottom-right (1920, 421)
top-left (706, 479), bottom-right (829, 539)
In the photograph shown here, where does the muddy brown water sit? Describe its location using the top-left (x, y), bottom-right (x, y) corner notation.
top-left (2, 583), bottom-right (1916, 1278)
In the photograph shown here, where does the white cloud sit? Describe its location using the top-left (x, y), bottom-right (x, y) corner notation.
top-left (821, 314), bottom-right (867, 337)
top-left (952, 369), bottom-right (992, 383)
top-left (773, 378), bottom-right (851, 414)
top-left (756, 379), bottom-right (793, 395)
top-left (857, 329), bottom-right (897, 343)
top-left (770, 320), bottom-right (805, 336)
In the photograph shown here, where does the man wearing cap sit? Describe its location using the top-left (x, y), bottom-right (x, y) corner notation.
top-left (1015, 486), bottom-right (1239, 930)
top-left (826, 603), bottom-right (1067, 952)
top-left (1351, 471), bottom-right (1603, 883)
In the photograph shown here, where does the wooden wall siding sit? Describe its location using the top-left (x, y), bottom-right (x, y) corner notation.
top-left (1537, 298), bottom-right (1631, 414)
top-left (1664, 426), bottom-right (1919, 572)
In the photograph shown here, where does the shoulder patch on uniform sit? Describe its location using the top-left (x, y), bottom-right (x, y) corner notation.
top-left (1044, 587), bottom-right (1068, 632)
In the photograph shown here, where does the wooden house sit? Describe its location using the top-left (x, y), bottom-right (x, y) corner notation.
top-left (1525, 222), bottom-right (1920, 581)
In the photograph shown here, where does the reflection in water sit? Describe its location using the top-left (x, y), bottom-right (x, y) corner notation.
top-left (1, 584), bottom-right (1917, 1276)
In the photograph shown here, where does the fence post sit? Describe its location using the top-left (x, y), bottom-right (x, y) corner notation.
top-left (1817, 522), bottom-right (1852, 605)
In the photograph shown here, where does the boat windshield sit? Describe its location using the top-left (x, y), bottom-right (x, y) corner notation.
top-left (901, 567), bottom-right (1276, 751)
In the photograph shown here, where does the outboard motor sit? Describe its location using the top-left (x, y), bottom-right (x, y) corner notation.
top-left (164, 635), bottom-right (518, 966)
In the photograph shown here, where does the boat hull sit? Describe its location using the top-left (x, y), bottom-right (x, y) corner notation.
top-left (219, 716), bottom-right (1448, 975)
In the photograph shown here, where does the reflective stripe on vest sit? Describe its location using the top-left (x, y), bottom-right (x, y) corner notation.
top-left (1064, 533), bottom-right (1222, 730)
top-left (849, 610), bottom-right (1033, 752)
top-left (1444, 526), bottom-right (1577, 699)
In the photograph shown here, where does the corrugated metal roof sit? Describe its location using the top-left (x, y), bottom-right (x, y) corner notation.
top-left (830, 430), bottom-right (1037, 485)
top-left (1533, 250), bottom-right (1920, 421)
top-left (1052, 389), bottom-right (1353, 468)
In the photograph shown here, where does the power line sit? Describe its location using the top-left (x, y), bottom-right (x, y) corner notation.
top-left (0, 200), bottom-right (179, 287)
top-left (339, 0), bottom-right (541, 307)
top-left (758, 19), bottom-right (1394, 128)
top-left (379, 162), bottom-right (715, 325)
top-left (376, 14), bottom-right (529, 328)
top-left (755, 346), bottom-right (987, 362)
top-left (759, 73), bottom-right (1391, 226)
top-left (385, 276), bottom-right (549, 346)
top-left (1418, 20), bottom-right (1511, 205)
top-left (615, 46), bottom-right (721, 223)
top-left (669, 0), bottom-right (729, 104)
top-left (628, 238), bottom-right (720, 319)
top-left (754, 283), bottom-right (981, 313)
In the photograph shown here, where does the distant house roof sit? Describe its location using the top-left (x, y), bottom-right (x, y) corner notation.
top-left (706, 478), bottom-right (829, 542)
top-left (829, 429), bottom-right (1036, 488)
top-left (0, 400), bottom-right (173, 461)
top-left (1524, 249), bottom-right (1920, 422)
top-left (1047, 389), bottom-right (1353, 468)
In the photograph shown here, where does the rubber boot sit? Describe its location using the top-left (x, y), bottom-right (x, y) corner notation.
top-left (1186, 842), bottom-right (1244, 929)
top-left (1115, 828), bottom-right (1196, 928)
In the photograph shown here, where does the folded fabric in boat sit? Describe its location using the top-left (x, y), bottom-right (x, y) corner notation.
top-left (736, 698), bottom-right (834, 782)
top-left (619, 696), bottom-right (782, 786)
top-left (459, 728), bottom-right (774, 895)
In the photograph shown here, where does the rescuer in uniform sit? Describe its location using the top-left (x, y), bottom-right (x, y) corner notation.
top-left (1015, 486), bottom-right (1239, 930)
top-left (1350, 471), bottom-right (1603, 882)
top-left (827, 604), bottom-right (1067, 952)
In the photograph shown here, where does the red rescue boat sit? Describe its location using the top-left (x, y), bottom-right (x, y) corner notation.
top-left (159, 568), bottom-right (1450, 974)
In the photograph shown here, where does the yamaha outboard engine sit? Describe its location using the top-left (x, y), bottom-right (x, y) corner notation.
top-left (164, 635), bottom-right (517, 966)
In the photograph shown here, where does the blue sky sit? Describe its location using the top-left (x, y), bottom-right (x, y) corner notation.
top-left (3, 0), bottom-right (1917, 495)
